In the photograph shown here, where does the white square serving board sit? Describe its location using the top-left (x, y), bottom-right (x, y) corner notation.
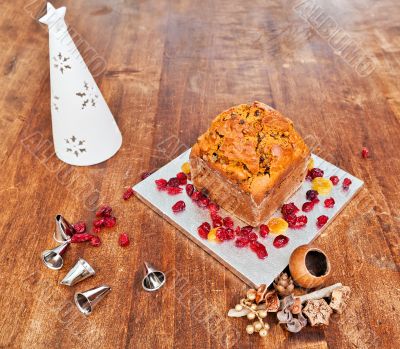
top-left (133, 149), bottom-right (363, 287)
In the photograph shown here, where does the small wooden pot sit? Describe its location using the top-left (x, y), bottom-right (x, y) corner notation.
top-left (289, 245), bottom-right (331, 288)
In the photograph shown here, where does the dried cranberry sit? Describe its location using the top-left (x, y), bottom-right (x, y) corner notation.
top-left (119, 233), bottom-right (130, 247)
top-left (71, 233), bottom-right (94, 243)
top-left (212, 214), bottom-right (223, 228)
top-left (216, 227), bottom-right (228, 241)
top-left (324, 197), bottom-right (335, 208)
top-left (104, 216), bottom-right (117, 228)
top-left (240, 226), bottom-right (253, 236)
top-left (281, 203), bottom-right (299, 217)
top-left (248, 232), bottom-right (258, 241)
top-left (123, 187), bottom-right (135, 200)
top-left (306, 190), bottom-right (318, 201)
top-left (330, 175), bottom-right (339, 185)
top-left (295, 215), bottom-right (308, 228)
top-left (285, 213), bottom-right (298, 228)
top-left (317, 215), bottom-right (329, 228)
top-left (197, 222), bottom-right (210, 239)
top-left (96, 205), bottom-right (112, 217)
top-left (235, 236), bottom-right (250, 248)
top-left (89, 236), bottom-right (101, 247)
top-left (234, 226), bottom-right (241, 236)
top-left (72, 221), bottom-right (86, 234)
top-left (155, 179), bottom-right (168, 190)
top-left (223, 216), bottom-right (234, 229)
top-left (208, 202), bottom-right (220, 213)
top-left (198, 197), bottom-right (210, 208)
top-left (172, 200), bottom-right (186, 213)
top-left (167, 177), bottom-right (181, 188)
top-left (361, 147), bottom-right (369, 158)
top-left (93, 218), bottom-right (105, 228)
top-left (312, 198), bottom-right (320, 205)
top-left (176, 172), bottom-right (187, 185)
top-left (191, 191), bottom-right (202, 201)
top-left (167, 186), bottom-right (183, 195)
top-left (302, 201), bottom-right (314, 212)
top-left (342, 178), bottom-right (352, 190)
top-left (225, 228), bottom-right (235, 240)
top-left (185, 184), bottom-right (194, 197)
top-left (305, 170), bottom-right (313, 181)
top-left (140, 171), bottom-right (152, 180)
top-left (250, 241), bottom-right (268, 259)
top-left (310, 168), bottom-right (324, 179)
top-left (92, 226), bottom-right (101, 234)
top-left (273, 235), bottom-right (289, 248)
top-left (259, 224), bottom-right (269, 237)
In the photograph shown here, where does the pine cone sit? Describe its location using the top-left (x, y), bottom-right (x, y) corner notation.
top-left (273, 272), bottom-right (294, 296)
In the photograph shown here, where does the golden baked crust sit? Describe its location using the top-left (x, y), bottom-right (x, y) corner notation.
top-left (190, 102), bottom-right (310, 205)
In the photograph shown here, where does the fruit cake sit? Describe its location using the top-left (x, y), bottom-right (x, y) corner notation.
top-left (189, 101), bottom-right (310, 226)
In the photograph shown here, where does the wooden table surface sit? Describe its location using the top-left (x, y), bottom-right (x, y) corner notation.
top-left (0, 0), bottom-right (399, 348)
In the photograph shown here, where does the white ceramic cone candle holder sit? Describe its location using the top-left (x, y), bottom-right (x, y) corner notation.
top-left (39, 3), bottom-right (122, 166)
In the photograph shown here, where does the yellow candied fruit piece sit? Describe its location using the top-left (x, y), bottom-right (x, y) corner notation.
top-left (207, 228), bottom-right (221, 243)
top-left (307, 158), bottom-right (315, 170)
top-left (312, 177), bottom-right (333, 195)
top-left (267, 217), bottom-right (289, 234)
top-left (181, 162), bottom-right (191, 174)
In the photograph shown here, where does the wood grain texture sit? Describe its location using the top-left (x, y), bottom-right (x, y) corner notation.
top-left (0, 0), bottom-right (399, 348)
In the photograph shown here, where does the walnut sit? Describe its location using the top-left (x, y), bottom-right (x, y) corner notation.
top-left (303, 299), bottom-right (333, 327)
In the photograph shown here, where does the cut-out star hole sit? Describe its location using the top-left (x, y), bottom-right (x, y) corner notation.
top-left (76, 81), bottom-right (99, 110)
top-left (65, 135), bottom-right (86, 157)
top-left (53, 52), bottom-right (71, 74)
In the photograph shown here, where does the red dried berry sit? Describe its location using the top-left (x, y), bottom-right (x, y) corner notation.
top-left (176, 172), bottom-right (187, 185)
top-left (172, 200), bottom-right (186, 213)
top-left (235, 236), bottom-right (250, 248)
top-left (302, 201), bottom-right (314, 212)
top-left (72, 221), bottom-right (86, 234)
top-left (240, 226), bottom-right (254, 236)
top-left (295, 215), bottom-right (308, 228)
top-left (119, 233), bottom-right (130, 247)
top-left (305, 170), bottom-right (313, 181)
top-left (197, 222), bottom-right (211, 239)
top-left (71, 233), bottom-right (94, 243)
top-left (123, 187), bottom-right (134, 200)
top-left (317, 215), bottom-right (329, 228)
top-left (89, 236), bottom-right (101, 247)
top-left (212, 214), bottom-right (223, 228)
top-left (312, 198), bottom-right (320, 205)
top-left (167, 177), bottom-right (181, 188)
top-left (92, 226), bottom-right (101, 234)
top-left (93, 218), bottom-right (105, 228)
top-left (185, 184), bottom-right (194, 197)
top-left (155, 178), bottom-right (168, 190)
top-left (208, 202), bottom-right (220, 213)
top-left (216, 227), bottom-right (228, 241)
top-left (343, 178), bottom-right (352, 190)
top-left (273, 235), bottom-right (289, 248)
top-left (306, 190), bottom-right (319, 201)
top-left (191, 191), bottom-right (202, 201)
top-left (250, 241), bottom-right (268, 259)
top-left (234, 226), bottom-right (241, 236)
top-left (96, 205), bottom-right (112, 217)
top-left (285, 213), bottom-right (298, 228)
top-left (223, 216), bottom-right (234, 229)
top-left (310, 168), bottom-right (324, 179)
top-left (281, 203), bottom-right (299, 217)
top-left (226, 228), bottom-right (235, 240)
top-left (198, 197), bottom-right (210, 208)
top-left (167, 186), bottom-right (183, 195)
top-left (324, 197), bottom-right (335, 208)
top-left (140, 171), bottom-right (152, 180)
top-left (248, 232), bottom-right (258, 241)
top-left (259, 224), bottom-right (269, 237)
top-left (361, 147), bottom-right (369, 158)
top-left (104, 216), bottom-right (117, 228)
top-left (330, 175), bottom-right (339, 185)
